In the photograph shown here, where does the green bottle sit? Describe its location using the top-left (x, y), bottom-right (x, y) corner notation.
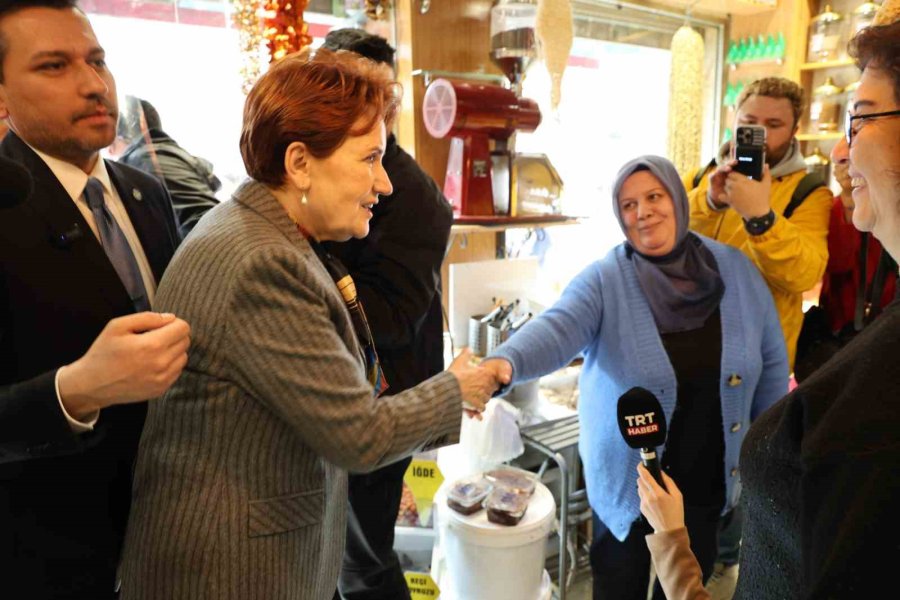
top-left (776, 32), bottom-right (786, 59)
top-left (757, 35), bottom-right (767, 60)
top-left (765, 34), bottom-right (776, 59)
top-left (735, 37), bottom-right (747, 63)
top-left (746, 36), bottom-right (758, 62)
top-left (723, 127), bottom-right (733, 143)
top-left (727, 41), bottom-right (738, 65)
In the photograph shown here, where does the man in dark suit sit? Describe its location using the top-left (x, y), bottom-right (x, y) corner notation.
top-left (322, 29), bottom-right (454, 600)
top-left (0, 2), bottom-right (190, 598)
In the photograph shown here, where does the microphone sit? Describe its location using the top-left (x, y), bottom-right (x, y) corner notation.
top-left (0, 155), bottom-right (33, 208)
top-left (617, 386), bottom-right (668, 490)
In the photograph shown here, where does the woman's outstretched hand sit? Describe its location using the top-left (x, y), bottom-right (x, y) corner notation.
top-left (637, 463), bottom-right (685, 533)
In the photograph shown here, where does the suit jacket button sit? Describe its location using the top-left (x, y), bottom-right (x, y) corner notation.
top-left (731, 422), bottom-right (742, 433)
top-left (132, 188), bottom-right (143, 201)
top-left (727, 374), bottom-right (742, 387)
top-left (730, 467), bottom-right (739, 477)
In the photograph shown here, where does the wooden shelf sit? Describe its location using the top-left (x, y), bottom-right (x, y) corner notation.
top-left (450, 216), bottom-right (582, 235)
top-left (728, 58), bottom-right (785, 70)
top-left (797, 132), bottom-right (843, 142)
top-left (800, 58), bottom-right (856, 71)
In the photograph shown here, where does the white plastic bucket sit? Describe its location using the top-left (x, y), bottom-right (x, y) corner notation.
top-left (436, 481), bottom-right (556, 600)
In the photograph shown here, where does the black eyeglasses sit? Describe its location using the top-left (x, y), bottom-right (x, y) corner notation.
top-left (845, 109), bottom-right (900, 145)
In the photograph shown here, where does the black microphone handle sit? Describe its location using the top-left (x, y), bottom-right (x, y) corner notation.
top-left (640, 448), bottom-right (668, 492)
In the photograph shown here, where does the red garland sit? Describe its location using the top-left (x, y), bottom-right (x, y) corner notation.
top-left (262, 0), bottom-right (312, 63)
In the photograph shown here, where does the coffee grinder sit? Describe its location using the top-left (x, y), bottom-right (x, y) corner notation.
top-left (421, 0), bottom-right (562, 219)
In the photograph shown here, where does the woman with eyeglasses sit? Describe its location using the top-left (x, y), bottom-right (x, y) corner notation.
top-left (635, 21), bottom-right (900, 600)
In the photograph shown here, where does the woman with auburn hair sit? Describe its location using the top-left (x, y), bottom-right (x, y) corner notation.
top-left (637, 20), bottom-right (900, 600)
top-left (117, 50), bottom-right (499, 599)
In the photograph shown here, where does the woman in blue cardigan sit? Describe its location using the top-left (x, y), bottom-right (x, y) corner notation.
top-left (483, 155), bottom-right (788, 600)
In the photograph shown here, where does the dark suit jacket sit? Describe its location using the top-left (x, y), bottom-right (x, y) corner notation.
top-left (0, 132), bottom-right (180, 599)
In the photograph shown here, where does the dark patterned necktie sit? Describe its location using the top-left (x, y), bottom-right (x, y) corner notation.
top-left (83, 177), bottom-right (150, 312)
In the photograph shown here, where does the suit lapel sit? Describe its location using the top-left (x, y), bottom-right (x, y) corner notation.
top-left (0, 133), bottom-right (133, 315)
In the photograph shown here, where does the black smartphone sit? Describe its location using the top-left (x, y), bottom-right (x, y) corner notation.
top-left (733, 125), bottom-right (766, 180)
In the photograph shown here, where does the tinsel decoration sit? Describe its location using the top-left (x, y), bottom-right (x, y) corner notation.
top-left (261, 0), bottom-right (312, 62)
top-left (233, 0), bottom-right (264, 95)
top-left (667, 25), bottom-right (705, 176)
top-left (232, 0), bottom-right (312, 93)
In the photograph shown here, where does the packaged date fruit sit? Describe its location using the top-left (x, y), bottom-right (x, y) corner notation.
top-left (484, 466), bottom-right (537, 497)
top-left (485, 486), bottom-right (530, 526)
top-left (446, 476), bottom-right (492, 515)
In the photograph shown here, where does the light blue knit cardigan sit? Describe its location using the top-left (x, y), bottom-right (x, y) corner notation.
top-left (488, 235), bottom-right (788, 541)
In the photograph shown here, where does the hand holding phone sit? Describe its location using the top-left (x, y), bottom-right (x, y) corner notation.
top-left (733, 125), bottom-right (766, 181)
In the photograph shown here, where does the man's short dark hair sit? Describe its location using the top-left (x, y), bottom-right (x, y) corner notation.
top-left (0, 0), bottom-right (80, 82)
top-left (117, 96), bottom-right (163, 141)
top-left (321, 28), bottom-right (395, 69)
top-left (849, 21), bottom-right (900, 105)
top-left (139, 99), bottom-right (162, 131)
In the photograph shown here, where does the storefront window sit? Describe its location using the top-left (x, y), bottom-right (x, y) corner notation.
top-left (83, 1), bottom-right (345, 197)
top-left (510, 3), bottom-right (723, 297)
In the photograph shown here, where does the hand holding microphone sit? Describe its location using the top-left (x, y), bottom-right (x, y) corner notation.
top-left (616, 386), bottom-right (668, 490)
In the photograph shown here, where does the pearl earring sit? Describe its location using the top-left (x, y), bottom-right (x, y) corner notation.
top-left (301, 193), bottom-right (308, 205)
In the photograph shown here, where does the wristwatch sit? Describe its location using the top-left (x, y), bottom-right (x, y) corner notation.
top-left (743, 210), bottom-right (776, 236)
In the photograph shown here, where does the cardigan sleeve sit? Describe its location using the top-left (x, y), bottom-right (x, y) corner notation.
top-left (750, 263), bottom-right (790, 420)
top-left (487, 261), bottom-right (604, 385)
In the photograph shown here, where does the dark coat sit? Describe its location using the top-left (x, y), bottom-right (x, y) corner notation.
top-left (0, 131), bottom-right (180, 599)
top-left (738, 299), bottom-right (900, 599)
top-left (119, 128), bottom-right (220, 238)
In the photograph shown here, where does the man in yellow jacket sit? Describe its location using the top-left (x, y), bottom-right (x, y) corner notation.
top-left (687, 77), bottom-right (831, 373)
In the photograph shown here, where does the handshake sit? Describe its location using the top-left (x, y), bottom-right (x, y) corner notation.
top-left (446, 349), bottom-right (514, 419)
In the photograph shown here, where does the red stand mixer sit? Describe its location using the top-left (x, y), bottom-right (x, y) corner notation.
top-left (423, 80), bottom-right (541, 217)
top-left (421, 0), bottom-right (562, 220)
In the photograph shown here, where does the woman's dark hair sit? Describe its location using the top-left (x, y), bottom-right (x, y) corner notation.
top-left (849, 21), bottom-right (900, 104)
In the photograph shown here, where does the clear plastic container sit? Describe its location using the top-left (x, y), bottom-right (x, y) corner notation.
top-left (484, 466), bottom-right (537, 497)
top-left (447, 476), bottom-right (492, 516)
top-left (485, 486), bottom-right (531, 526)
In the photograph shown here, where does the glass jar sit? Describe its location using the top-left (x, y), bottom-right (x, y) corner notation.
top-left (804, 147), bottom-right (831, 181)
top-left (851, 1), bottom-right (880, 35)
top-left (489, 0), bottom-right (537, 86)
top-left (810, 77), bottom-right (843, 132)
top-left (808, 5), bottom-right (844, 62)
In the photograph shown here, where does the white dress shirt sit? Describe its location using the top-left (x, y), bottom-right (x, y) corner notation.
top-left (30, 147), bottom-right (158, 432)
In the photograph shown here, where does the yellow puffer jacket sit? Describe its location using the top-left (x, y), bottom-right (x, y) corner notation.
top-left (685, 166), bottom-right (832, 371)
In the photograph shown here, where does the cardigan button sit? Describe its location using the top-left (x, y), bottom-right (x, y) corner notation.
top-left (727, 374), bottom-right (743, 387)
top-left (730, 422), bottom-right (742, 433)
top-left (730, 467), bottom-right (739, 477)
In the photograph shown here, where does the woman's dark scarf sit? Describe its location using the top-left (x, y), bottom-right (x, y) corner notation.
top-left (612, 155), bottom-right (725, 334)
top-left (301, 228), bottom-right (389, 397)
